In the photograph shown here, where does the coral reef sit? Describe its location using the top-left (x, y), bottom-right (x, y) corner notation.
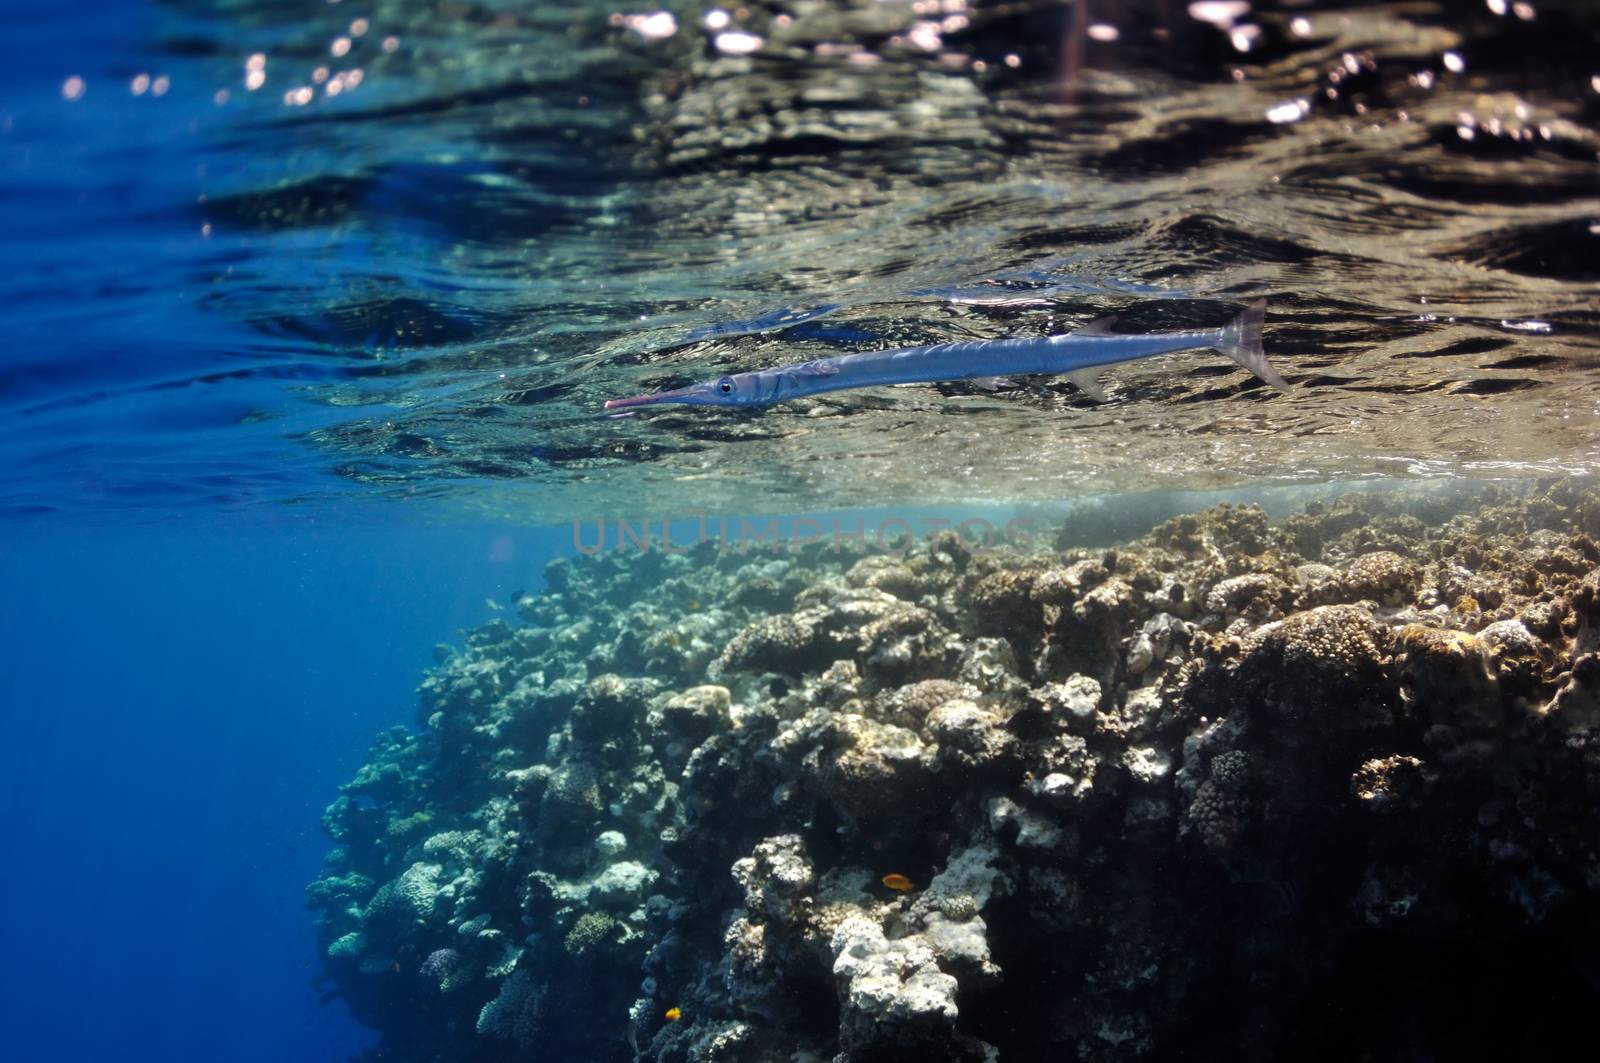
top-left (310, 480), bottom-right (1600, 1062)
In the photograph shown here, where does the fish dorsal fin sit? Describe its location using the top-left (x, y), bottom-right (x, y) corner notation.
top-left (1072, 314), bottom-right (1119, 337)
top-left (1066, 369), bottom-right (1109, 402)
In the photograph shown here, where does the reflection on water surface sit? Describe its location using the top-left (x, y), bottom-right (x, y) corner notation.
top-left (1, 0), bottom-right (1597, 518)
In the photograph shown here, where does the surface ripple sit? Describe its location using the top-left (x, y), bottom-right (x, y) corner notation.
top-left (2, 0), bottom-right (1597, 520)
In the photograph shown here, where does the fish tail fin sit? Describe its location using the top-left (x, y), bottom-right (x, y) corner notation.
top-left (1217, 299), bottom-right (1289, 392)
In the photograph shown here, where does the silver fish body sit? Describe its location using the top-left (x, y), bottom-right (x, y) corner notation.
top-left (604, 299), bottom-right (1284, 410)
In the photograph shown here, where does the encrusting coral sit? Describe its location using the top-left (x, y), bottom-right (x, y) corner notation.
top-left (309, 480), bottom-right (1600, 1062)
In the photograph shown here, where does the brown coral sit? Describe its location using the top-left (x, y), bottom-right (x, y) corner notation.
top-left (1340, 551), bottom-right (1419, 606)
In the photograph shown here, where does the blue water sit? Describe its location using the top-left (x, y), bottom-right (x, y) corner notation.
top-left (0, 516), bottom-right (567, 1059)
top-left (0, 8), bottom-right (398, 1052)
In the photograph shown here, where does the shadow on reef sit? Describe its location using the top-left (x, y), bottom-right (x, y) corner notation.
top-left (309, 479), bottom-right (1600, 1062)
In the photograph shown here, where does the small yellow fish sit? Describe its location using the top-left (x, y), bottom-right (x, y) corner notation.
top-left (881, 873), bottom-right (915, 892)
top-left (688, 599), bottom-right (700, 610)
top-left (664, 1006), bottom-right (682, 1022)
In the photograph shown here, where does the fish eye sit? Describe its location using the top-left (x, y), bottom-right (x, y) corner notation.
top-left (718, 377), bottom-right (734, 395)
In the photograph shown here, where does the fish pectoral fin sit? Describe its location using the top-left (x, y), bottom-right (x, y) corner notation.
top-left (968, 376), bottom-right (1011, 391)
top-left (1071, 314), bottom-right (1119, 337)
top-left (795, 358), bottom-right (841, 377)
top-left (1066, 369), bottom-right (1109, 401)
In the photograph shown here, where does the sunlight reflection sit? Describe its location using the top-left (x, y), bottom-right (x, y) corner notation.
top-left (714, 30), bottom-right (763, 55)
top-left (614, 11), bottom-right (678, 40)
top-left (1267, 99), bottom-right (1311, 124)
top-left (1189, 1), bottom-right (1251, 27)
top-left (907, 21), bottom-right (943, 51)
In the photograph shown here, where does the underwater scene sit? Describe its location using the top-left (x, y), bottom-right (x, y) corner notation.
top-left (1, 0), bottom-right (1598, 1061)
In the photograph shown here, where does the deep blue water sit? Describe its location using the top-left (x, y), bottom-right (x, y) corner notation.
top-left (0, 516), bottom-right (567, 1060)
top-left (0, 9), bottom-right (430, 1053)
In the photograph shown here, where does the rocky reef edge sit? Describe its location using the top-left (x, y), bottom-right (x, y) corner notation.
top-left (310, 481), bottom-right (1600, 1062)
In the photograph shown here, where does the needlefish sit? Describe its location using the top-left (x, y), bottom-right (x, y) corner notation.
top-left (604, 300), bottom-right (1287, 410)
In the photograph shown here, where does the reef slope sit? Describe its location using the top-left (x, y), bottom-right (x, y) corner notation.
top-left (311, 481), bottom-right (1600, 1062)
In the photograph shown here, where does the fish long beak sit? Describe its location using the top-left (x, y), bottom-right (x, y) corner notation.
top-left (603, 394), bottom-right (660, 410)
top-left (603, 385), bottom-right (697, 410)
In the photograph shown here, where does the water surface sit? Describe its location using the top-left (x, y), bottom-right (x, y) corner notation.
top-left (3, 1), bottom-right (1597, 513)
